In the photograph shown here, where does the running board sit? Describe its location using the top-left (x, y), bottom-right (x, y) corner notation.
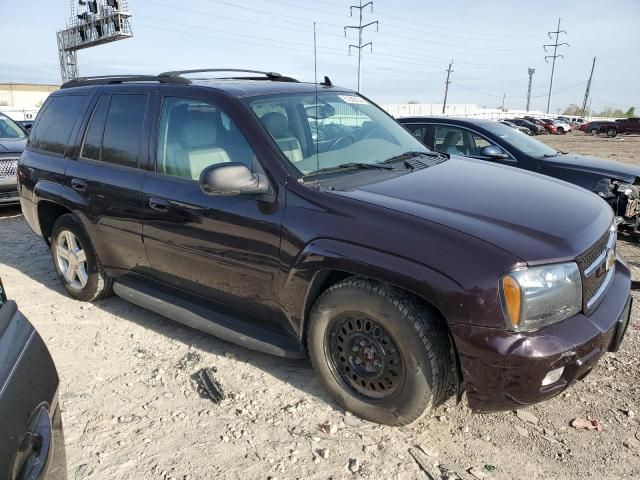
top-left (113, 278), bottom-right (306, 359)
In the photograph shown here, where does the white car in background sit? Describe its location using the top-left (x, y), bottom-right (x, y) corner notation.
top-left (553, 119), bottom-right (572, 133)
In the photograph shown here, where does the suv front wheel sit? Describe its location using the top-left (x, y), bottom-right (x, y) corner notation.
top-left (51, 214), bottom-right (113, 302)
top-left (307, 278), bottom-right (453, 425)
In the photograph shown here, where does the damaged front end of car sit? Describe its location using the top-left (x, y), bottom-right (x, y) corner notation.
top-left (593, 178), bottom-right (640, 232)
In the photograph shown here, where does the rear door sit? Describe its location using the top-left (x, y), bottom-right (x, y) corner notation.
top-left (64, 88), bottom-right (153, 272)
top-left (140, 90), bottom-right (285, 320)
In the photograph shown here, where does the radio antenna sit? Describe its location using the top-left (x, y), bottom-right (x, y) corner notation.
top-left (313, 21), bottom-right (320, 183)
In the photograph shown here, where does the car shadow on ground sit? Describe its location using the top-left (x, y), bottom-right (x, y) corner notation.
top-left (0, 213), bottom-right (341, 413)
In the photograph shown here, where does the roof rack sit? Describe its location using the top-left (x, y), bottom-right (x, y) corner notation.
top-left (61, 74), bottom-right (191, 89)
top-left (158, 68), bottom-right (299, 83)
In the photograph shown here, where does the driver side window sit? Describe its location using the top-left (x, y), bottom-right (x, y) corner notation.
top-left (434, 126), bottom-right (468, 156)
top-left (156, 97), bottom-right (256, 181)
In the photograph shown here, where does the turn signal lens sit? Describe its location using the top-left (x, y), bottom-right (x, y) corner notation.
top-left (502, 275), bottom-right (522, 328)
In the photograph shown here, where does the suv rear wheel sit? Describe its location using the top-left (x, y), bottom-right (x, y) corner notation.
top-left (51, 214), bottom-right (112, 302)
top-left (307, 278), bottom-right (452, 425)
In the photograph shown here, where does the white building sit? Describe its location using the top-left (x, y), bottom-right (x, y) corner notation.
top-left (0, 83), bottom-right (59, 121)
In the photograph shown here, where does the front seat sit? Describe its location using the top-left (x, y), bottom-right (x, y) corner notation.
top-left (260, 112), bottom-right (303, 163)
top-left (441, 131), bottom-right (464, 155)
top-left (173, 114), bottom-right (231, 180)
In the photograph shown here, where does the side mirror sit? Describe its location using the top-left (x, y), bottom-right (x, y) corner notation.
top-left (199, 162), bottom-right (270, 197)
top-left (480, 145), bottom-right (509, 160)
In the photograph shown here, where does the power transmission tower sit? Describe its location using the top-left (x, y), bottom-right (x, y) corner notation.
top-left (344, 1), bottom-right (378, 92)
top-left (526, 68), bottom-right (535, 112)
top-left (442, 60), bottom-right (453, 114)
top-left (581, 56), bottom-right (596, 113)
top-left (543, 18), bottom-right (569, 114)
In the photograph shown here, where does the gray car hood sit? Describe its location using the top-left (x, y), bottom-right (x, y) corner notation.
top-left (0, 138), bottom-right (27, 154)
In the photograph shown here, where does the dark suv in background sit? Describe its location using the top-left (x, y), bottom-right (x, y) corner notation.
top-left (0, 112), bottom-right (27, 206)
top-left (18, 69), bottom-right (632, 425)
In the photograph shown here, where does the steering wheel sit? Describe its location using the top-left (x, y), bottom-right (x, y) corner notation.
top-left (329, 134), bottom-right (356, 150)
top-left (363, 126), bottom-right (383, 139)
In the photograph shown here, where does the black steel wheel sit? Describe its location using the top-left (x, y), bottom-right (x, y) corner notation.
top-left (326, 313), bottom-right (404, 400)
top-left (307, 277), bottom-right (453, 425)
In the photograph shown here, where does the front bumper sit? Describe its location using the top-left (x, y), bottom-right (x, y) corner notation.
top-left (0, 180), bottom-right (19, 205)
top-left (451, 258), bottom-right (632, 412)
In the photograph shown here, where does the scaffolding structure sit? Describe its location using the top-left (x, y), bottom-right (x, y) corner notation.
top-left (57, 0), bottom-right (133, 83)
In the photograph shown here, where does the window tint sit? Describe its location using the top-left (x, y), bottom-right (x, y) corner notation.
top-left (156, 97), bottom-right (256, 181)
top-left (29, 95), bottom-right (86, 155)
top-left (81, 95), bottom-right (109, 161)
top-left (406, 125), bottom-right (427, 142)
top-left (101, 94), bottom-right (147, 168)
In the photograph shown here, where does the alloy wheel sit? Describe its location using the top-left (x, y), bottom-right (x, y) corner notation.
top-left (55, 230), bottom-right (88, 289)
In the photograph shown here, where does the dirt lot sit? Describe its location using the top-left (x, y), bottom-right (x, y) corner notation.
top-left (2, 133), bottom-right (640, 480)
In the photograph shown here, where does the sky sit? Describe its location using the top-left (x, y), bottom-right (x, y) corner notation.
top-left (1, 0), bottom-right (639, 113)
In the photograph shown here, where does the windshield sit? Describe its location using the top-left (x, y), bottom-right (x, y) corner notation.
top-left (483, 121), bottom-right (558, 157)
top-left (0, 114), bottom-right (27, 140)
top-left (245, 91), bottom-right (430, 176)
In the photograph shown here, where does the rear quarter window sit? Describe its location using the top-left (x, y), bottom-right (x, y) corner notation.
top-left (29, 95), bottom-right (87, 155)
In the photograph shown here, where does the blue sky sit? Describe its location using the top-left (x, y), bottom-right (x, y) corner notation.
top-left (2, 0), bottom-right (639, 112)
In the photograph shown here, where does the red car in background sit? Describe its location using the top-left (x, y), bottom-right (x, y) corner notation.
top-left (524, 116), bottom-right (558, 134)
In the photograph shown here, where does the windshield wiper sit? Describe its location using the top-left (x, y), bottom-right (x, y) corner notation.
top-left (382, 150), bottom-right (448, 164)
top-left (306, 162), bottom-right (395, 176)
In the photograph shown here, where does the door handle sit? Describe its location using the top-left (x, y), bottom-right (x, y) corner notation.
top-left (149, 197), bottom-right (170, 212)
top-left (70, 178), bottom-right (87, 192)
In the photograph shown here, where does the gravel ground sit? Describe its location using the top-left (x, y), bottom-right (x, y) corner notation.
top-left (1, 133), bottom-right (640, 480)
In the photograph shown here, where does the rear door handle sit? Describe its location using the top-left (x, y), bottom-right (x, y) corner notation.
top-left (70, 178), bottom-right (87, 192)
top-left (149, 197), bottom-right (170, 212)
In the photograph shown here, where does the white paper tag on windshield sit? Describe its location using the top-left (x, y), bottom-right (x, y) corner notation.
top-left (339, 95), bottom-right (368, 105)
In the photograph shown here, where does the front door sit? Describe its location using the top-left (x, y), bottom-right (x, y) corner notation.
top-left (141, 92), bottom-right (285, 321)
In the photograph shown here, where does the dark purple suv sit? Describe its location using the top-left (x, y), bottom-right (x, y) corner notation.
top-left (17, 70), bottom-right (632, 425)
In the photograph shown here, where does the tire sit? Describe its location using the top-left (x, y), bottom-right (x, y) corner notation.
top-left (307, 277), bottom-right (453, 425)
top-left (557, 126), bottom-right (565, 134)
top-left (590, 128), bottom-right (599, 136)
top-left (51, 214), bottom-right (113, 302)
top-left (607, 127), bottom-right (618, 138)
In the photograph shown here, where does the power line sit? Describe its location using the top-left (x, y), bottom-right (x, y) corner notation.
top-left (543, 18), bottom-right (569, 113)
top-left (344, 1), bottom-right (378, 92)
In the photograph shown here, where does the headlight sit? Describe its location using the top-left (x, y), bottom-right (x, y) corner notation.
top-left (500, 262), bottom-right (582, 332)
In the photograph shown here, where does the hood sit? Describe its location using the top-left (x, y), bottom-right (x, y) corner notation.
top-left (0, 138), bottom-right (27, 154)
top-left (541, 153), bottom-right (640, 183)
top-left (335, 157), bottom-right (613, 263)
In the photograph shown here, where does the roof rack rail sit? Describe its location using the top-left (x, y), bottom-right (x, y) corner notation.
top-left (158, 68), bottom-right (299, 83)
top-left (61, 75), bottom-right (191, 89)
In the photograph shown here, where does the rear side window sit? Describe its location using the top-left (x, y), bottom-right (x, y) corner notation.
top-left (101, 94), bottom-right (147, 168)
top-left (81, 95), bottom-right (109, 161)
top-left (29, 95), bottom-right (87, 155)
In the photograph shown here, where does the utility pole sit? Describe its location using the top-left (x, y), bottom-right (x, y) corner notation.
top-left (543, 18), bottom-right (569, 114)
top-left (442, 60), bottom-right (453, 114)
top-left (526, 68), bottom-right (535, 112)
top-left (502, 92), bottom-right (506, 111)
top-left (344, 1), bottom-right (378, 92)
top-left (581, 56), bottom-right (596, 113)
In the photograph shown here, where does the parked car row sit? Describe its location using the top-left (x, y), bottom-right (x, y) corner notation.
top-left (13, 69), bottom-right (632, 428)
top-left (0, 112), bottom-right (27, 206)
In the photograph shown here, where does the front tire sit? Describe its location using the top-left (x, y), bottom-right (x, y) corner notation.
top-left (590, 128), bottom-right (599, 136)
top-left (607, 127), bottom-right (618, 137)
top-left (51, 214), bottom-right (112, 302)
top-left (307, 278), bottom-right (453, 425)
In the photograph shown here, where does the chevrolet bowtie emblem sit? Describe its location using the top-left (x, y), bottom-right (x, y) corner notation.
top-left (605, 249), bottom-right (616, 272)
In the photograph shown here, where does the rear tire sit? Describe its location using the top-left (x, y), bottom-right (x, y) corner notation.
top-left (557, 126), bottom-right (565, 134)
top-left (607, 127), bottom-right (618, 138)
top-left (590, 128), bottom-right (599, 136)
top-left (51, 214), bottom-right (113, 302)
top-left (307, 277), bottom-right (453, 425)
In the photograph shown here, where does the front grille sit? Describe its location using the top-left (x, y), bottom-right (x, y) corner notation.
top-left (0, 158), bottom-right (19, 177)
top-left (577, 223), bottom-right (616, 311)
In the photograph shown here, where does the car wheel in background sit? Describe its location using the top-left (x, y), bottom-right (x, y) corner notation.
top-left (607, 127), bottom-right (618, 138)
top-left (557, 126), bottom-right (565, 134)
top-left (51, 214), bottom-right (113, 302)
top-left (591, 128), bottom-right (599, 136)
top-left (307, 277), bottom-right (453, 425)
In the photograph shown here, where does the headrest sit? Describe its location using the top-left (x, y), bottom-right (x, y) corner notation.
top-left (261, 112), bottom-right (289, 138)
top-left (180, 114), bottom-right (217, 148)
top-left (443, 131), bottom-right (461, 146)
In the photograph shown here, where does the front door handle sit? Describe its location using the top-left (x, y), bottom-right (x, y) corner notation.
top-left (70, 178), bottom-right (87, 192)
top-left (149, 197), bottom-right (170, 212)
